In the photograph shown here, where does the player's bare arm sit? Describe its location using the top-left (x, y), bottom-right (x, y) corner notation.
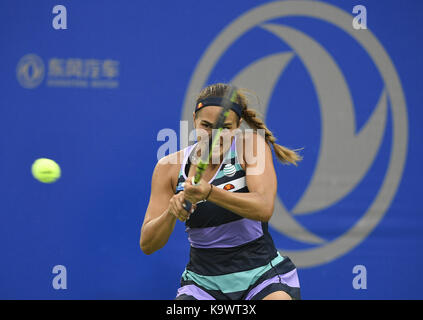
top-left (183, 132), bottom-right (276, 222)
top-left (140, 151), bottom-right (196, 255)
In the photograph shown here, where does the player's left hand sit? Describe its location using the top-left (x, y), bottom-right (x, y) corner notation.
top-left (183, 176), bottom-right (212, 204)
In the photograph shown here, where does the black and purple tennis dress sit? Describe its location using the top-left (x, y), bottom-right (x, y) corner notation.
top-left (174, 136), bottom-right (301, 300)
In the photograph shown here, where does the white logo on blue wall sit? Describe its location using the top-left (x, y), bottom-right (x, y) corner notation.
top-left (16, 55), bottom-right (120, 89)
top-left (182, 1), bottom-right (408, 267)
top-left (16, 54), bottom-right (45, 89)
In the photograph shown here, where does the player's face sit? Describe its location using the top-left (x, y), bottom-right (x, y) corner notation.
top-left (193, 106), bottom-right (241, 161)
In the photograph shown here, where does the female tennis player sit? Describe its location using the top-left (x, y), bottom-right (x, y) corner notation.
top-left (140, 83), bottom-right (302, 300)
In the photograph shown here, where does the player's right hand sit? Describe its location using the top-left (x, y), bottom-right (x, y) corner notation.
top-left (168, 191), bottom-right (196, 222)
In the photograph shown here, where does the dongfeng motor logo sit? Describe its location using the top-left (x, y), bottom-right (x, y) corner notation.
top-left (182, 0), bottom-right (408, 267)
top-left (16, 54), bottom-right (45, 89)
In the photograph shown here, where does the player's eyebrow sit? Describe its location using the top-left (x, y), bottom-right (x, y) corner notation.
top-left (201, 120), bottom-right (232, 126)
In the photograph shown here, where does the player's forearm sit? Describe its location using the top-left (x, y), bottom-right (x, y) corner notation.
top-left (140, 209), bottom-right (176, 255)
top-left (207, 187), bottom-right (273, 222)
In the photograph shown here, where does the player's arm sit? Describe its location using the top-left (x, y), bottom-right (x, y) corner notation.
top-left (139, 155), bottom-right (194, 255)
top-left (184, 133), bottom-right (276, 222)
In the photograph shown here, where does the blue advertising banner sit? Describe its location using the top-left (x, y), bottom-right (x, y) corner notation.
top-left (0, 0), bottom-right (422, 299)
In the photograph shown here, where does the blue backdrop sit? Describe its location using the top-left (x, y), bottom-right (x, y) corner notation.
top-left (0, 0), bottom-right (422, 299)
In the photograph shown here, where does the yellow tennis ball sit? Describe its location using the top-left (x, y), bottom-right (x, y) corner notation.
top-left (31, 158), bottom-right (61, 183)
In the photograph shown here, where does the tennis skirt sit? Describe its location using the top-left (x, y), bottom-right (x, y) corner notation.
top-left (175, 253), bottom-right (301, 300)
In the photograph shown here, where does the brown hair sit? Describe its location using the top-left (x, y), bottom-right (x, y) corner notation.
top-left (196, 83), bottom-right (302, 165)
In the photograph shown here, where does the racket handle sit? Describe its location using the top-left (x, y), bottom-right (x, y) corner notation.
top-left (182, 177), bottom-right (198, 212)
top-left (183, 200), bottom-right (192, 213)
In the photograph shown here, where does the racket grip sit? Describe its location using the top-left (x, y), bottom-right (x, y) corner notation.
top-left (183, 200), bottom-right (192, 213)
top-left (182, 177), bottom-right (198, 212)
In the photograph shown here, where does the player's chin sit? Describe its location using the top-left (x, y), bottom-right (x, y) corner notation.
top-left (214, 142), bottom-right (228, 153)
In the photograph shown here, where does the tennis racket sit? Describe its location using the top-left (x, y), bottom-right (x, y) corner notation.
top-left (183, 85), bottom-right (239, 212)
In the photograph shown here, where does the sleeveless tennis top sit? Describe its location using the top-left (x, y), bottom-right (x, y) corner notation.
top-left (175, 135), bottom-right (278, 276)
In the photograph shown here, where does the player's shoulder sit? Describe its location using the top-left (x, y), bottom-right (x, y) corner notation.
top-left (155, 147), bottom-right (190, 174)
top-left (238, 129), bottom-right (266, 142)
top-left (153, 148), bottom-right (190, 190)
top-left (237, 130), bottom-right (271, 154)
top-left (156, 150), bottom-right (183, 168)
